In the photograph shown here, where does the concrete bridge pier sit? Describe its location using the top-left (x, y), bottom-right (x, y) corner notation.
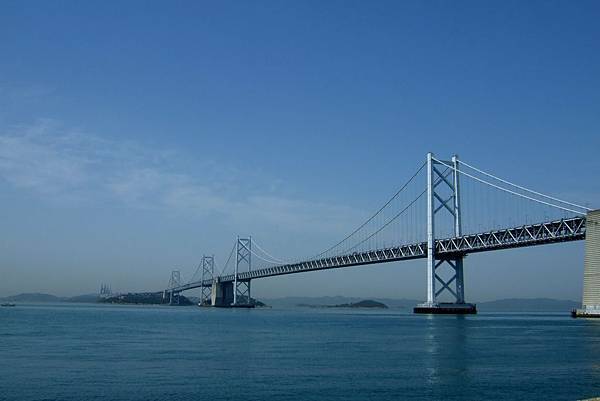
top-left (210, 279), bottom-right (234, 307)
top-left (168, 291), bottom-right (180, 305)
top-left (573, 209), bottom-right (600, 318)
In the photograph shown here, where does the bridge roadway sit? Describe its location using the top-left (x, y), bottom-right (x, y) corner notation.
top-left (170, 216), bottom-right (586, 293)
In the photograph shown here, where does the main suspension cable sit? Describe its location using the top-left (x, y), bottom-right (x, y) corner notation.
top-left (219, 242), bottom-right (237, 276)
top-left (457, 159), bottom-right (591, 211)
top-left (433, 157), bottom-right (586, 215)
top-left (344, 188), bottom-right (427, 253)
top-left (315, 161), bottom-right (427, 257)
top-left (252, 238), bottom-right (286, 263)
top-left (249, 248), bottom-right (282, 265)
top-left (186, 261), bottom-right (202, 284)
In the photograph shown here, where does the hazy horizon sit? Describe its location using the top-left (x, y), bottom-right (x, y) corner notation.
top-left (0, 290), bottom-right (583, 304)
top-left (2, 1), bottom-right (599, 302)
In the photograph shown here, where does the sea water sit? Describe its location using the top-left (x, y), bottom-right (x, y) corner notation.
top-left (1, 303), bottom-right (599, 401)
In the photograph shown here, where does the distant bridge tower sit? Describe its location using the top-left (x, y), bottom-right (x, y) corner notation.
top-left (200, 255), bottom-right (214, 306)
top-left (415, 153), bottom-right (476, 314)
top-left (168, 270), bottom-right (181, 305)
top-left (233, 237), bottom-right (252, 306)
top-left (99, 283), bottom-right (112, 298)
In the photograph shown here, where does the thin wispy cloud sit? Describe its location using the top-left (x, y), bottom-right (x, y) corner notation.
top-left (0, 119), bottom-right (364, 237)
top-left (0, 120), bottom-right (90, 196)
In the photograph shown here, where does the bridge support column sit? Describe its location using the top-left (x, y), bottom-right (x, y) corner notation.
top-left (167, 270), bottom-right (181, 306)
top-left (199, 255), bottom-right (214, 306)
top-left (232, 237), bottom-right (255, 307)
top-left (210, 279), bottom-right (234, 307)
top-left (573, 209), bottom-right (600, 318)
top-left (415, 153), bottom-right (476, 314)
top-left (169, 291), bottom-right (180, 305)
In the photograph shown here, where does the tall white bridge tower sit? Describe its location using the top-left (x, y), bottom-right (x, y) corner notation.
top-left (414, 153), bottom-right (475, 314)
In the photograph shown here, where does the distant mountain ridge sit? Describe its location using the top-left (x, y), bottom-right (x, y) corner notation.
top-left (0, 292), bottom-right (100, 303)
top-left (264, 296), bottom-right (420, 309)
top-left (477, 298), bottom-right (580, 312)
top-left (264, 296), bottom-right (580, 312)
top-left (1, 293), bottom-right (63, 302)
top-left (0, 293), bottom-right (581, 311)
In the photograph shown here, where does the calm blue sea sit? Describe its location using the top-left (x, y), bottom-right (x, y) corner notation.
top-left (0, 303), bottom-right (599, 401)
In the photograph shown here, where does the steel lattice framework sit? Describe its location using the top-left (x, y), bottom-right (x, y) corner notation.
top-left (423, 153), bottom-right (465, 306)
top-left (163, 151), bottom-right (594, 312)
top-left (167, 270), bottom-right (181, 304)
top-left (233, 237), bottom-right (252, 305)
top-left (168, 216), bottom-right (586, 293)
top-left (199, 255), bottom-right (214, 305)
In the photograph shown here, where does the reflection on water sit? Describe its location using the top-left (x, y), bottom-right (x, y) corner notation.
top-left (583, 320), bottom-right (600, 382)
top-left (423, 315), bottom-right (471, 394)
top-left (0, 305), bottom-right (598, 401)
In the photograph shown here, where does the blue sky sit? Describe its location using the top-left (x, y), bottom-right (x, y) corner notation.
top-left (1, 1), bottom-right (599, 300)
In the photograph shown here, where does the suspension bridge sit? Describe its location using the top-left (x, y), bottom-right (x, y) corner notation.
top-left (162, 153), bottom-right (599, 316)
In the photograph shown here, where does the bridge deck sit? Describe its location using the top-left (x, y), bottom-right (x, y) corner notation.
top-left (170, 217), bottom-right (585, 293)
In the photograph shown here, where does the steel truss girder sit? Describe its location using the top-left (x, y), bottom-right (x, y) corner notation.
top-left (167, 217), bottom-right (586, 293)
top-left (435, 216), bottom-right (585, 255)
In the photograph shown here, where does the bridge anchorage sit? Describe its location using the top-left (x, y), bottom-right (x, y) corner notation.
top-left (162, 152), bottom-right (599, 316)
top-left (573, 209), bottom-right (600, 318)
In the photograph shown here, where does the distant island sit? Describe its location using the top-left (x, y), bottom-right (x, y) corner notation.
top-left (100, 292), bottom-right (195, 306)
top-left (0, 293), bottom-right (581, 312)
top-left (0, 292), bottom-right (270, 307)
top-left (270, 296), bottom-right (581, 312)
top-left (298, 299), bottom-right (388, 309)
top-left (332, 300), bottom-right (388, 309)
top-left (0, 291), bottom-right (194, 306)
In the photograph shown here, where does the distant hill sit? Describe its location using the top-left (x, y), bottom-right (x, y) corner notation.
top-left (478, 298), bottom-right (580, 312)
top-left (331, 300), bottom-right (388, 309)
top-left (65, 294), bottom-right (101, 303)
top-left (0, 292), bottom-right (104, 303)
top-left (0, 293), bottom-right (62, 303)
top-left (265, 296), bottom-right (419, 309)
top-left (0, 293), bottom-right (581, 312)
top-left (100, 292), bottom-right (195, 305)
top-left (265, 296), bottom-right (580, 312)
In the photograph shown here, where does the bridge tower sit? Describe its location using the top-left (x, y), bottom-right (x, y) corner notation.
top-left (99, 283), bottom-right (112, 299)
top-left (414, 153), bottom-right (477, 314)
top-left (233, 236), bottom-right (253, 307)
top-left (168, 270), bottom-right (181, 305)
top-left (200, 255), bottom-right (214, 306)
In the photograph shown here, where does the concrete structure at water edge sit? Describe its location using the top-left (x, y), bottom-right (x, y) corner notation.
top-left (573, 210), bottom-right (600, 318)
top-left (210, 279), bottom-right (234, 307)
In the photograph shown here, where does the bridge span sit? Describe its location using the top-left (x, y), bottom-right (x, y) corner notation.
top-left (161, 153), bottom-right (599, 316)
